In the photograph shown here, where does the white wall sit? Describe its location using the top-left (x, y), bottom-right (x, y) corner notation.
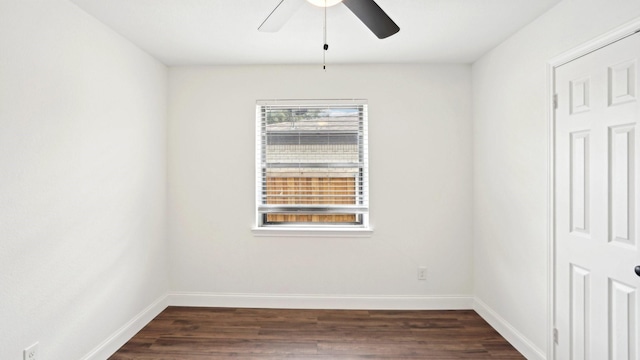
top-left (168, 65), bottom-right (473, 304)
top-left (0, 1), bottom-right (168, 359)
top-left (472, 0), bottom-right (640, 357)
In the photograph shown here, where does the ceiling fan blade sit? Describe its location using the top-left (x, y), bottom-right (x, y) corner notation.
top-left (341, 0), bottom-right (399, 39)
top-left (258, 0), bottom-right (305, 32)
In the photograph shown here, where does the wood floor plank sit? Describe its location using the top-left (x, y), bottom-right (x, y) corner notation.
top-left (108, 307), bottom-right (525, 360)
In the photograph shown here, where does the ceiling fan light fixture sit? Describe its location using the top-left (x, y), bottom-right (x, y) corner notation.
top-left (259, 0), bottom-right (400, 40)
top-left (306, 0), bottom-right (343, 8)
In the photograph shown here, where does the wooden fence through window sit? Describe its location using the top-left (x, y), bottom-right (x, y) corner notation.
top-left (265, 177), bottom-right (357, 223)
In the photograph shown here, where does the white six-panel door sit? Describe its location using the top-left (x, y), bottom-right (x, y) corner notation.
top-left (555, 32), bottom-right (640, 360)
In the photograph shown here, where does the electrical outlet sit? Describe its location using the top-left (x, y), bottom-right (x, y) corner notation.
top-left (417, 266), bottom-right (427, 280)
top-left (24, 342), bottom-right (38, 360)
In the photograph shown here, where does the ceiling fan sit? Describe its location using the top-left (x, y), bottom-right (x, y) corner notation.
top-left (258, 0), bottom-right (400, 39)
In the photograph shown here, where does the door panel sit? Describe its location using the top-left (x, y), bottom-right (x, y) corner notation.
top-left (571, 131), bottom-right (590, 235)
top-left (609, 279), bottom-right (637, 359)
top-left (609, 124), bottom-right (635, 246)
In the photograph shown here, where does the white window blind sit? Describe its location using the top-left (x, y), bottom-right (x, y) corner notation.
top-left (255, 100), bottom-right (369, 227)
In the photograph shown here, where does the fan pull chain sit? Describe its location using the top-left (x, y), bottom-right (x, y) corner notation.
top-left (323, 0), bottom-right (328, 70)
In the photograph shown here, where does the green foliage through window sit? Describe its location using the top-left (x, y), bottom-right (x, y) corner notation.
top-left (266, 108), bottom-right (323, 124)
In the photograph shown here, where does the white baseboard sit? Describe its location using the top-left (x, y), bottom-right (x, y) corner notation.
top-left (473, 297), bottom-right (546, 360)
top-left (80, 294), bottom-right (169, 360)
top-left (168, 292), bottom-right (474, 310)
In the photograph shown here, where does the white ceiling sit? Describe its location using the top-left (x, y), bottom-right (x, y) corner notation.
top-left (69, 0), bottom-right (562, 66)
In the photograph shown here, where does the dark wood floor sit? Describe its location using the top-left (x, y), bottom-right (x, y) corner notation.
top-left (109, 307), bottom-right (525, 359)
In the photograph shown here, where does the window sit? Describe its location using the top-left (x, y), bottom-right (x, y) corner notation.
top-left (255, 100), bottom-right (369, 231)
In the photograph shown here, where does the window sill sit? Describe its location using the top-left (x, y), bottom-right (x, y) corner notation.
top-left (251, 226), bottom-right (373, 238)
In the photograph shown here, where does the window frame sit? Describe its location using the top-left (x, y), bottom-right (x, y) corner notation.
top-left (253, 99), bottom-right (371, 236)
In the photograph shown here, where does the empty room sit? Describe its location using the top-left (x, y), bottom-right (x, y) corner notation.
top-left (2, 0), bottom-right (640, 359)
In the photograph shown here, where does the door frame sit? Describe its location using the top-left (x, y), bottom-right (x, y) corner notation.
top-left (546, 17), bottom-right (640, 360)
